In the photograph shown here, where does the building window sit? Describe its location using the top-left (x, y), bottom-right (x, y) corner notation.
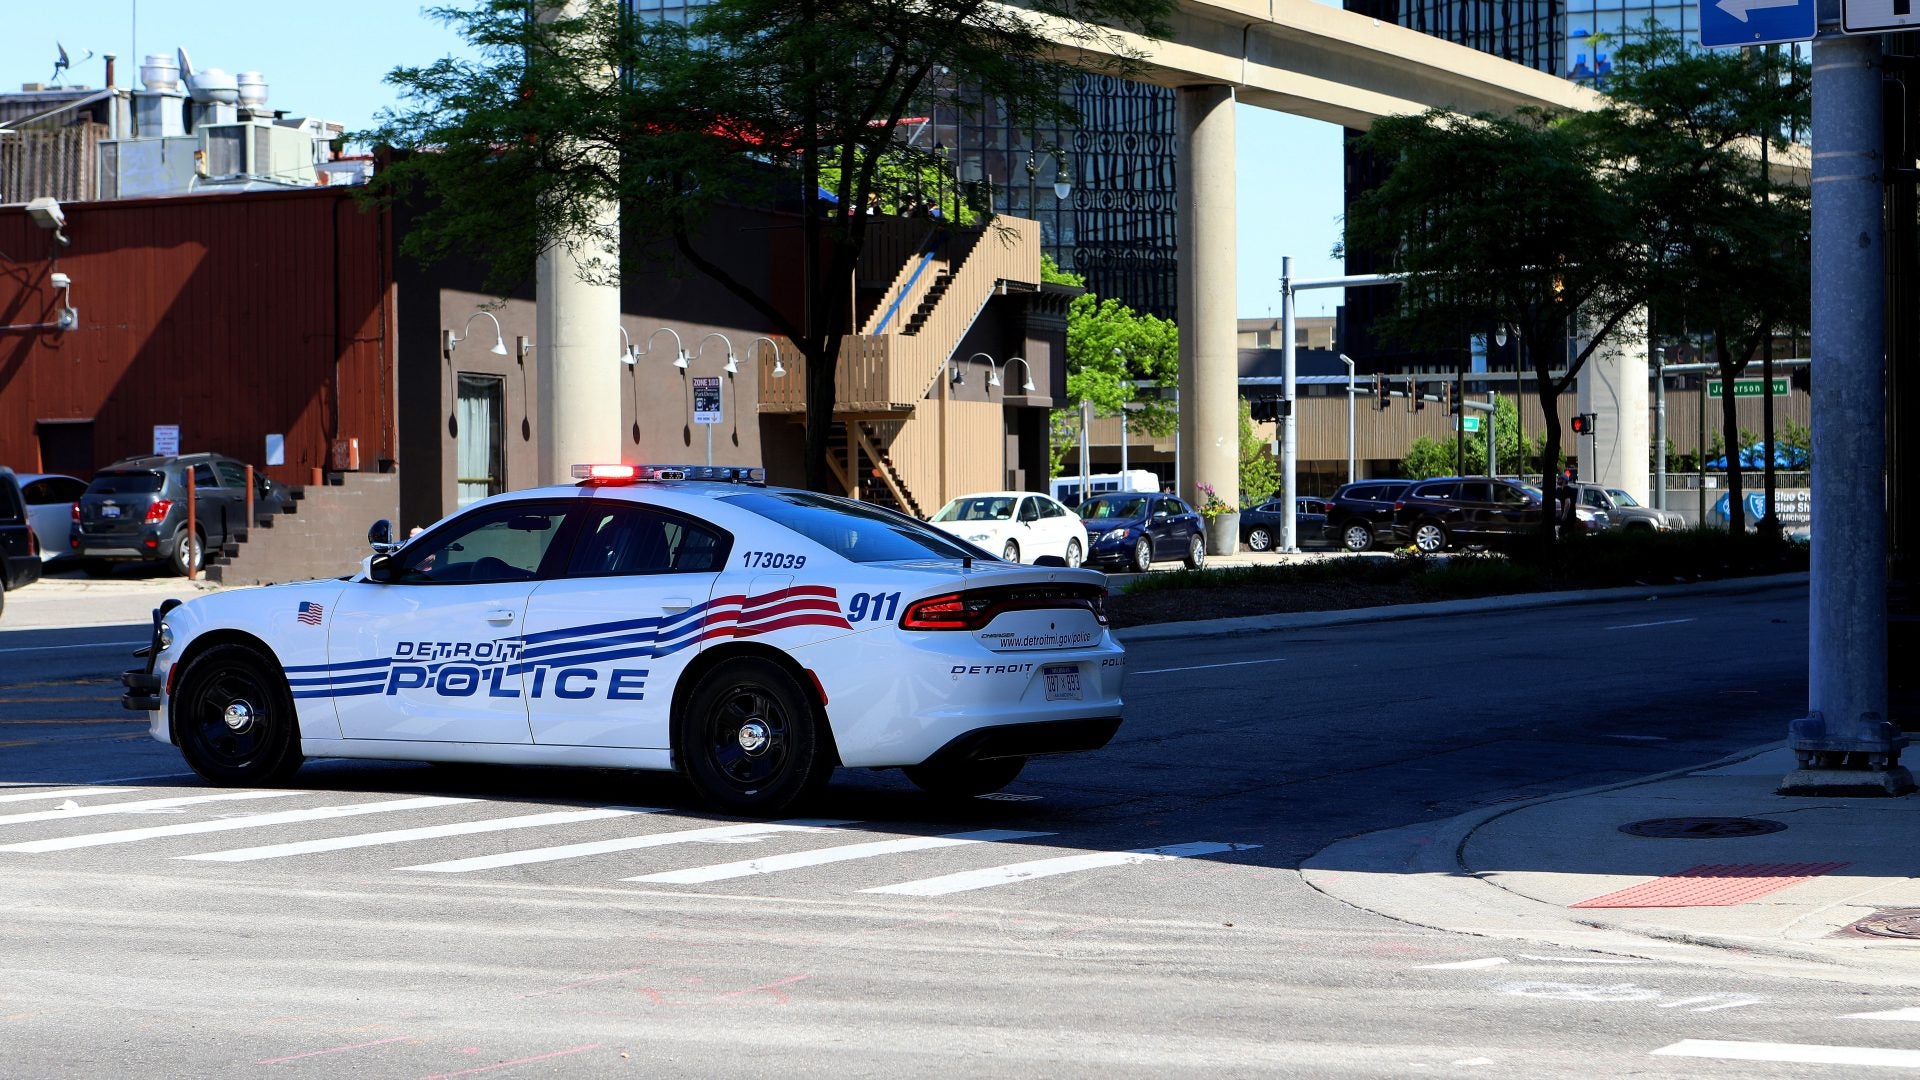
top-left (456, 373), bottom-right (505, 508)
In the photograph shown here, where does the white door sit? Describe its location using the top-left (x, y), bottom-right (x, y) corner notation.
top-left (521, 502), bottom-right (726, 748)
top-left (327, 499), bottom-right (573, 743)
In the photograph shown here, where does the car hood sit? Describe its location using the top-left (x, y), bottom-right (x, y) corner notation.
top-left (1081, 515), bottom-right (1149, 532)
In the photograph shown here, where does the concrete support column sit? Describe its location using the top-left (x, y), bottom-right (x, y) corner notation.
top-left (1176, 84), bottom-right (1238, 521)
top-left (1783, 26), bottom-right (1909, 795)
top-left (1575, 306), bottom-right (1650, 502)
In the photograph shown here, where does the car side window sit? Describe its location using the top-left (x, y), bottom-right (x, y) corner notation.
top-left (1413, 482), bottom-right (1456, 500)
top-left (1152, 498), bottom-right (1176, 517)
top-left (214, 461), bottom-right (249, 489)
top-left (1018, 498), bottom-right (1041, 523)
top-left (1038, 498), bottom-right (1066, 519)
top-left (192, 463), bottom-right (218, 490)
top-left (1582, 489), bottom-right (1607, 508)
top-left (1493, 485), bottom-right (1529, 506)
top-left (394, 502), bottom-right (570, 584)
top-left (1457, 482), bottom-right (1493, 502)
top-left (565, 505), bottom-right (727, 577)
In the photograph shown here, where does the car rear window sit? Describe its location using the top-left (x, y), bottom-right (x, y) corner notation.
top-left (724, 492), bottom-right (979, 563)
top-left (1412, 482), bottom-right (1458, 499)
top-left (87, 471), bottom-right (164, 495)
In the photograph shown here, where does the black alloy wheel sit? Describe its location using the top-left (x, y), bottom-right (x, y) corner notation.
top-left (903, 756), bottom-right (1027, 798)
top-left (173, 643), bottom-right (304, 785)
top-left (679, 657), bottom-right (834, 815)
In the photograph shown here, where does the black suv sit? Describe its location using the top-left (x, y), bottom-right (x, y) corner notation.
top-left (0, 468), bottom-right (44, 614)
top-left (1325, 480), bottom-right (1412, 552)
top-left (1390, 476), bottom-right (1543, 553)
top-left (72, 453), bottom-right (282, 576)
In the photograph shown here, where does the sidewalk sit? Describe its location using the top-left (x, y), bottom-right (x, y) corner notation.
top-left (1, 571), bottom-right (219, 630)
top-left (1304, 745), bottom-right (1920, 988)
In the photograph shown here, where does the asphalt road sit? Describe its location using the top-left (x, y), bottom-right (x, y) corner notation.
top-left (6, 581), bottom-right (1911, 1078)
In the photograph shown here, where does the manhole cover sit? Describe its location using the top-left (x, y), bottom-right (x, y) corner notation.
top-left (1837, 910), bottom-right (1920, 940)
top-left (1618, 817), bottom-right (1788, 839)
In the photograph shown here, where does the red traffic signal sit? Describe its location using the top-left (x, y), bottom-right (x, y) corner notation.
top-left (1571, 413), bottom-right (1596, 435)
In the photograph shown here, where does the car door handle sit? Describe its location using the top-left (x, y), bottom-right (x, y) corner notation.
top-left (486, 609), bottom-right (516, 624)
top-left (661, 597), bottom-right (694, 614)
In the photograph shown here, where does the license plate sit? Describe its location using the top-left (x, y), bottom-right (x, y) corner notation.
top-left (1042, 664), bottom-right (1082, 701)
top-left (100, 505), bottom-right (120, 518)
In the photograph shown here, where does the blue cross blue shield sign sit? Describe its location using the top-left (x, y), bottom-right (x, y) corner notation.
top-left (1698, 0), bottom-right (1816, 46)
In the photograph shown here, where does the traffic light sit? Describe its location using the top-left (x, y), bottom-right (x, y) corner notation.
top-left (1572, 413), bottom-right (1596, 435)
top-left (1443, 382), bottom-right (1456, 416)
top-left (1407, 377), bottom-right (1424, 412)
top-left (1250, 396), bottom-right (1279, 422)
top-left (1373, 374), bottom-right (1387, 410)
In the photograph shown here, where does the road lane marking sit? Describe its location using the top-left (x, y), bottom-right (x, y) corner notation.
top-left (0, 640), bottom-right (144, 655)
top-left (0, 786), bottom-right (141, 805)
top-left (1516, 955), bottom-right (1650, 964)
top-left (0, 789), bottom-right (302, 827)
top-left (255, 1035), bottom-right (417, 1065)
top-left (1845, 1007), bottom-right (1920, 1022)
top-left (1134, 659), bottom-right (1287, 676)
top-left (1417, 958), bottom-right (1509, 970)
top-left (1655, 994), bottom-right (1764, 1012)
top-left (420, 1043), bottom-right (600, 1080)
top-left (864, 841), bottom-right (1256, 896)
top-left (182, 806), bottom-right (662, 861)
top-left (0, 796), bottom-right (474, 852)
top-left (400, 819), bottom-right (856, 873)
top-left (628, 828), bottom-right (1054, 884)
top-left (1605, 618), bottom-right (1697, 630)
top-left (1652, 1040), bottom-right (1920, 1068)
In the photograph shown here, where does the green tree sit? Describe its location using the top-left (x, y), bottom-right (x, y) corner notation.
top-left (1049, 289), bottom-right (1179, 476)
top-left (361, 0), bottom-right (1172, 492)
top-left (1574, 27), bottom-right (1809, 533)
top-left (1343, 107), bottom-right (1647, 541)
top-left (1239, 398), bottom-right (1279, 505)
top-left (1400, 395), bottom-right (1543, 479)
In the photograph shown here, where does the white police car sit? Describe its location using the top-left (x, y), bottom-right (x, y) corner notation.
top-left (123, 465), bottom-right (1126, 814)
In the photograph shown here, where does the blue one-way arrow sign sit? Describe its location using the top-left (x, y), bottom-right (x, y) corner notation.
top-left (1699, 0), bottom-right (1815, 46)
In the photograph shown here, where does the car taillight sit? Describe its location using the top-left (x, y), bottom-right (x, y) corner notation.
top-left (900, 584), bottom-right (1109, 631)
top-left (144, 499), bottom-right (173, 524)
top-left (70, 502), bottom-right (79, 522)
top-left (1393, 500), bottom-right (1405, 511)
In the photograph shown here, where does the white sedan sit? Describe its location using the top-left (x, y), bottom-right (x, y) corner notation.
top-left (122, 465), bottom-right (1125, 815)
top-left (927, 491), bottom-right (1089, 567)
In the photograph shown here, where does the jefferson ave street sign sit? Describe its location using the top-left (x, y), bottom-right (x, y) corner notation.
top-left (1708, 378), bottom-right (1790, 398)
top-left (1699, 0), bottom-right (1815, 46)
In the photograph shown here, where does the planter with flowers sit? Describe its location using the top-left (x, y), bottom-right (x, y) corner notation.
top-left (1193, 482), bottom-right (1240, 556)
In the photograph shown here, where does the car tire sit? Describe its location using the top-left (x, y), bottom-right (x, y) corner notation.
top-left (168, 525), bottom-right (202, 577)
top-left (678, 656), bottom-right (834, 816)
top-left (1412, 521), bottom-right (1449, 554)
top-left (1130, 537), bottom-right (1153, 574)
top-left (1246, 526), bottom-right (1273, 553)
top-left (1342, 524), bottom-right (1374, 553)
top-left (902, 756), bottom-right (1026, 798)
top-left (1065, 538), bottom-right (1083, 568)
top-left (1184, 533), bottom-right (1205, 569)
top-left (1002, 540), bottom-right (1020, 563)
top-left (172, 642), bottom-right (304, 786)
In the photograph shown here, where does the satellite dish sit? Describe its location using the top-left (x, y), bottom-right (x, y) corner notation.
top-left (177, 46), bottom-right (195, 80)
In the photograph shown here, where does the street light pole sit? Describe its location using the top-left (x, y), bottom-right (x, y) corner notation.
top-left (1339, 352), bottom-right (1355, 485)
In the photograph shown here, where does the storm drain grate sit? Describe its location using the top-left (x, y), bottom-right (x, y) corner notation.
top-left (1618, 817), bottom-right (1788, 839)
top-left (1836, 910), bottom-right (1920, 940)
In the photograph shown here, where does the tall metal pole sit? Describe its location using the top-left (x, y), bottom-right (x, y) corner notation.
top-left (1783, 19), bottom-right (1908, 793)
top-left (1654, 352), bottom-right (1667, 510)
top-left (1280, 256), bottom-right (1299, 553)
top-left (1698, 372), bottom-right (1708, 526)
top-left (1485, 392), bottom-right (1497, 477)
top-left (1341, 353), bottom-right (1356, 484)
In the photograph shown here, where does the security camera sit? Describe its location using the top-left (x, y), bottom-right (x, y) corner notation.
top-left (50, 272), bottom-right (70, 290)
top-left (26, 197), bottom-right (65, 229)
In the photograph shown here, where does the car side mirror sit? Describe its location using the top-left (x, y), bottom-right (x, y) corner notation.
top-left (368, 518), bottom-right (396, 553)
top-left (367, 552), bottom-right (397, 583)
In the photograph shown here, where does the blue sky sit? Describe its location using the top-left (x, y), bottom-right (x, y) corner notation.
top-left (2, 1), bottom-right (1347, 317)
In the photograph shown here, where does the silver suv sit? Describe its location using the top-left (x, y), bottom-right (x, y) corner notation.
top-left (1566, 483), bottom-right (1684, 532)
top-left (72, 453), bottom-right (284, 576)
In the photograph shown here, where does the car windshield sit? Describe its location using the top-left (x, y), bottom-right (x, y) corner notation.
top-left (1079, 496), bottom-right (1148, 520)
top-left (1607, 489), bottom-right (1641, 507)
top-left (87, 471), bottom-right (164, 495)
top-left (932, 496), bottom-right (1015, 523)
top-left (1515, 484), bottom-right (1543, 500)
top-left (725, 491), bottom-right (981, 563)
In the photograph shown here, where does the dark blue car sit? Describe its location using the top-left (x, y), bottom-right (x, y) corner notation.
top-left (1076, 492), bottom-right (1205, 573)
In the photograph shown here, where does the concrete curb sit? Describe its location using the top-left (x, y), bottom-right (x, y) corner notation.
top-left (1301, 740), bottom-right (1920, 988)
top-left (1113, 571), bottom-right (1809, 644)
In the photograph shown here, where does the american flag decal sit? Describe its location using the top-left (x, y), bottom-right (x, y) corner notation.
top-left (296, 601), bottom-right (325, 626)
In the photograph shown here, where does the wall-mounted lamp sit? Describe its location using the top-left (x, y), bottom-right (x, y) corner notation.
top-left (616, 325), bottom-right (636, 365)
top-left (694, 332), bottom-right (738, 374)
top-left (747, 336), bottom-right (786, 379)
top-left (49, 271), bottom-right (77, 331)
top-left (630, 326), bottom-right (689, 369)
top-left (442, 310), bottom-right (508, 358)
top-left (26, 196), bottom-right (68, 246)
top-left (1005, 356), bottom-right (1038, 393)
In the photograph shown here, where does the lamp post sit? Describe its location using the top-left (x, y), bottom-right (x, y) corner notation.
top-left (1339, 352), bottom-right (1356, 485)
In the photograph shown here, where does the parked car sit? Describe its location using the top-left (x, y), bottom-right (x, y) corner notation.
top-left (928, 490), bottom-right (1088, 566)
top-left (1326, 480), bottom-right (1413, 552)
top-left (1239, 497), bottom-right (1329, 552)
top-left (72, 453), bottom-right (276, 576)
top-left (1566, 482), bottom-right (1683, 532)
top-left (0, 468), bottom-right (45, 613)
top-left (1390, 476), bottom-right (1550, 553)
top-left (16, 472), bottom-right (86, 562)
top-left (1077, 492), bottom-right (1205, 572)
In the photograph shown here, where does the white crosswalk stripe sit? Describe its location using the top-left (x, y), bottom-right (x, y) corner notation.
top-left (0, 790), bottom-right (302, 827)
top-left (179, 805), bottom-right (664, 862)
top-left (1845, 1007), bottom-right (1920, 1021)
top-left (399, 819), bottom-right (857, 873)
top-left (865, 841), bottom-right (1258, 896)
top-left (1652, 1040), bottom-right (1920, 1068)
top-left (0, 796), bottom-right (475, 853)
top-left (0, 787), bottom-right (143, 805)
top-left (627, 828), bottom-right (1055, 884)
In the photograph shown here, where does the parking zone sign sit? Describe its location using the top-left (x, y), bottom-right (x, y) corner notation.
top-left (692, 376), bottom-right (722, 425)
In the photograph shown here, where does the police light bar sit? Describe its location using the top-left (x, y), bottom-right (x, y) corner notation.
top-left (571, 464), bottom-right (767, 484)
